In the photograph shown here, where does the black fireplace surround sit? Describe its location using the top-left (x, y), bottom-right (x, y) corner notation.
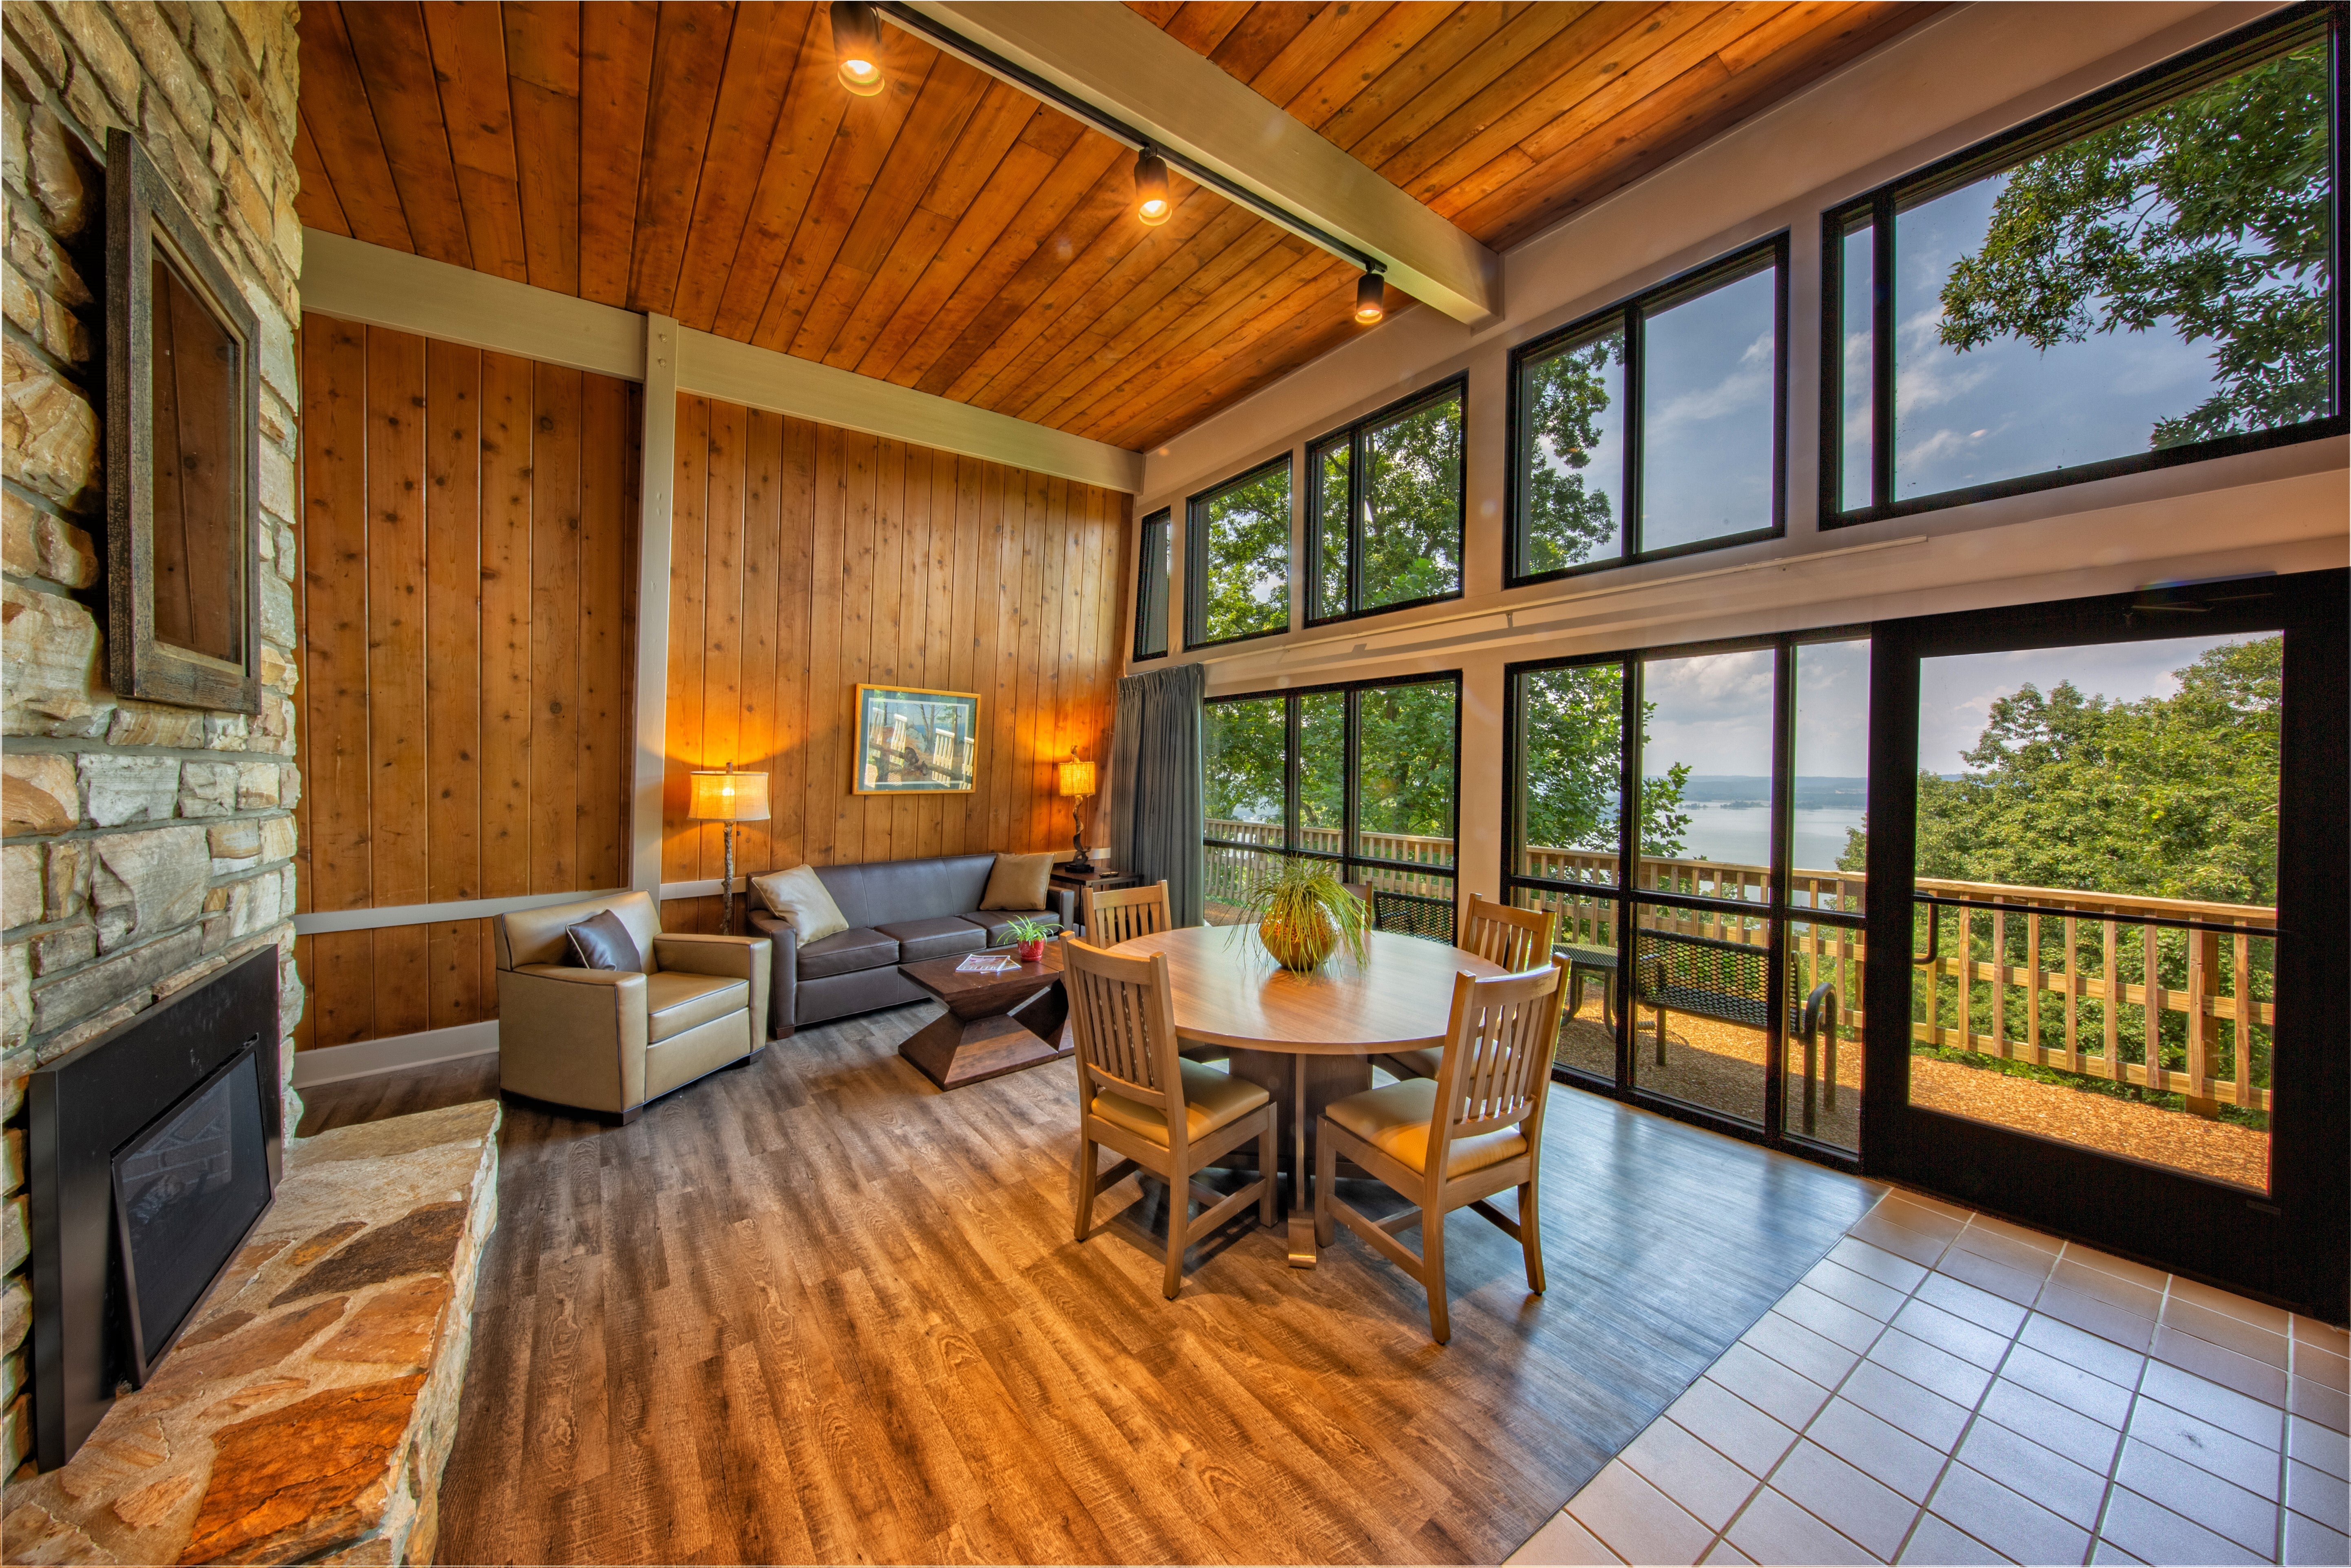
top-left (28, 949), bottom-right (281, 1468)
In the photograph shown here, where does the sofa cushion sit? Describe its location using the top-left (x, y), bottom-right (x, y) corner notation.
top-left (644, 971), bottom-right (748, 1043)
top-left (751, 863), bottom-right (850, 944)
top-left (874, 916), bottom-right (987, 963)
top-left (564, 908), bottom-right (643, 972)
top-left (815, 854), bottom-right (996, 930)
top-left (796, 927), bottom-right (900, 980)
top-left (962, 909), bottom-right (1063, 946)
top-left (980, 851), bottom-right (1056, 911)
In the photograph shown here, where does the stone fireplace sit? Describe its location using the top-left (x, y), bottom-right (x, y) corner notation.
top-left (2, 1), bottom-right (305, 1483)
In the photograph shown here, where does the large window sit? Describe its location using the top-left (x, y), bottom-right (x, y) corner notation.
top-left (1827, 9), bottom-right (2343, 522)
top-left (1185, 456), bottom-right (1290, 649)
top-left (1204, 674), bottom-right (1459, 922)
top-left (1506, 635), bottom-right (1867, 1157)
top-left (1509, 236), bottom-right (1786, 585)
top-left (1133, 508), bottom-right (1170, 660)
top-left (1307, 379), bottom-right (1465, 624)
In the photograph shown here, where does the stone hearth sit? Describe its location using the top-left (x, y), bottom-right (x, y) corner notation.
top-left (0, 1101), bottom-right (498, 1565)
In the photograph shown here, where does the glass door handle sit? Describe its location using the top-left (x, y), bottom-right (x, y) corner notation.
top-left (1912, 902), bottom-right (1939, 966)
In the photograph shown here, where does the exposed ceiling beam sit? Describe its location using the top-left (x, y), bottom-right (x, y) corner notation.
top-left (298, 229), bottom-right (1145, 492)
top-left (901, 1), bottom-right (1504, 326)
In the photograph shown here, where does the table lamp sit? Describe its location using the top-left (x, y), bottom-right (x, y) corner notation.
top-left (1057, 753), bottom-right (1097, 874)
top-left (688, 761), bottom-right (770, 934)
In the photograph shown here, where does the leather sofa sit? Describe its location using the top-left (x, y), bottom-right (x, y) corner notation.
top-left (751, 853), bottom-right (1075, 1038)
top-left (494, 890), bottom-right (772, 1122)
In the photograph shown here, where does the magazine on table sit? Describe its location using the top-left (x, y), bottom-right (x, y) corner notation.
top-left (955, 953), bottom-right (1020, 974)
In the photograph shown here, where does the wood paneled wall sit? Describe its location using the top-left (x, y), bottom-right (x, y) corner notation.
top-left (294, 313), bottom-right (641, 1048)
top-left (658, 396), bottom-right (1131, 933)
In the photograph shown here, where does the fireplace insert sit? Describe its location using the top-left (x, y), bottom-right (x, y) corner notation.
top-left (27, 949), bottom-right (281, 1468)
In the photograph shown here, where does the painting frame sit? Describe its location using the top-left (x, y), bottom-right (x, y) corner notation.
top-left (851, 683), bottom-right (981, 795)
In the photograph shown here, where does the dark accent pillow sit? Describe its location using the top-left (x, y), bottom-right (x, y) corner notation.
top-left (565, 909), bottom-right (642, 972)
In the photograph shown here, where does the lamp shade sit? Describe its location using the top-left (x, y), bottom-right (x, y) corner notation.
top-left (1058, 758), bottom-right (1097, 798)
top-left (688, 768), bottom-right (770, 822)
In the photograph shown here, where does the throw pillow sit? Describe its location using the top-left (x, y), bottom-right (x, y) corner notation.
top-left (565, 908), bottom-right (643, 972)
top-left (980, 851), bottom-right (1055, 911)
top-left (750, 863), bottom-right (850, 944)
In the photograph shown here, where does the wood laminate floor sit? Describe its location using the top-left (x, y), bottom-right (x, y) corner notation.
top-left (300, 1003), bottom-right (1882, 1565)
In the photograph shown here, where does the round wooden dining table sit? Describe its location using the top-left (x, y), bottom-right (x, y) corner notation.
top-left (1107, 924), bottom-right (1507, 1267)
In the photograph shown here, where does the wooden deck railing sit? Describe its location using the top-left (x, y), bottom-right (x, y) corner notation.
top-left (1206, 823), bottom-right (2276, 1113)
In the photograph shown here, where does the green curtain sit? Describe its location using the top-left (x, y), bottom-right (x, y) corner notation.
top-left (1107, 663), bottom-right (1205, 926)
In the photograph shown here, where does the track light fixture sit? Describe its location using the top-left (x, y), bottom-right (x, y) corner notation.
top-left (1134, 147), bottom-right (1172, 226)
top-left (1354, 268), bottom-right (1386, 325)
top-left (832, 1), bottom-right (885, 96)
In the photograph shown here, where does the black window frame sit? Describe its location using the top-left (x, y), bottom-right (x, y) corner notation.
top-left (1304, 374), bottom-right (1469, 628)
top-left (1203, 670), bottom-right (1464, 912)
top-left (1502, 627), bottom-right (1869, 1169)
top-left (1132, 507), bottom-right (1171, 661)
top-left (1821, 3), bottom-right (2347, 528)
top-left (1506, 232), bottom-right (1790, 590)
top-left (1183, 452), bottom-right (1294, 652)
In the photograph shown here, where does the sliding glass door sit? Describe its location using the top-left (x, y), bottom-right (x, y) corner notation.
top-left (1205, 675), bottom-right (1460, 923)
top-left (1505, 635), bottom-right (1867, 1157)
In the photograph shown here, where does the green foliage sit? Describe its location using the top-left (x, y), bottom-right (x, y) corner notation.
top-left (1204, 696), bottom-right (1284, 823)
top-left (1318, 393), bottom-right (1466, 616)
top-left (1516, 663), bottom-right (1690, 857)
top-left (1937, 40), bottom-right (2333, 449)
top-left (1519, 331), bottom-right (1623, 573)
top-left (1915, 637), bottom-right (2281, 904)
top-left (1197, 466), bottom-right (1290, 641)
top-left (1203, 681), bottom-right (1457, 851)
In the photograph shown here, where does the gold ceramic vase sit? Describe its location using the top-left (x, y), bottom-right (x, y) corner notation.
top-left (1258, 906), bottom-right (1337, 972)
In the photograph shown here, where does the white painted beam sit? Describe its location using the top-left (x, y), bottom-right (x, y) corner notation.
top-left (297, 229), bottom-right (1143, 492)
top-left (631, 314), bottom-right (681, 897)
top-left (905, 1), bottom-right (1503, 325)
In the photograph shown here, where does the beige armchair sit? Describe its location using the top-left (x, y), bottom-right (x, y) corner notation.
top-left (493, 891), bottom-right (771, 1124)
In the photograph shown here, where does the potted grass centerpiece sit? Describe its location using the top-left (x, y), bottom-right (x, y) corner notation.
top-left (1003, 916), bottom-right (1055, 963)
top-left (1232, 859), bottom-right (1371, 973)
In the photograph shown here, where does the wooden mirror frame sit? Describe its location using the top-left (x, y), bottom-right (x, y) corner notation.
top-left (104, 128), bottom-right (262, 713)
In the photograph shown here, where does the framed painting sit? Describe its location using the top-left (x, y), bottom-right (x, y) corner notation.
top-left (852, 684), bottom-right (980, 794)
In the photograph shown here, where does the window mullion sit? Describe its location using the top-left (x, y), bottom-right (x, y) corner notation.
top-left (1617, 655), bottom-right (1641, 1090)
top-left (1622, 304), bottom-right (1644, 562)
top-left (1343, 686), bottom-right (1361, 885)
top-left (1871, 192), bottom-right (1895, 511)
top-left (1349, 426), bottom-right (1367, 616)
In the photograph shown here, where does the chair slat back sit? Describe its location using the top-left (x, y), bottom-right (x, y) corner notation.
top-left (1059, 934), bottom-right (1181, 1112)
top-left (1461, 896), bottom-right (1557, 974)
top-left (1083, 881), bottom-right (1171, 947)
top-left (1432, 958), bottom-right (1569, 1144)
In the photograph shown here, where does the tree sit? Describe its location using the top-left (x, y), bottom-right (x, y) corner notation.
top-left (1519, 333), bottom-right (1623, 572)
top-left (1937, 39), bottom-right (2332, 448)
top-left (1198, 467), bottom-right (1290, 641)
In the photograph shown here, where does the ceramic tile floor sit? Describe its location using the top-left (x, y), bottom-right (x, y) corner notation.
top-left (1508, 1190), bottom-right (2351, 1566)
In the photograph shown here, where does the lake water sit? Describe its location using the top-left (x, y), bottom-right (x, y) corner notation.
top-left (1672, 803), bottom-right (1864, 873)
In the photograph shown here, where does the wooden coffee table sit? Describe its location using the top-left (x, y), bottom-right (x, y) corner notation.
top-left (896, 945), bottom-right (1070, 1091)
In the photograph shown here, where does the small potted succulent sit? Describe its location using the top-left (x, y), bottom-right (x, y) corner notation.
top-left (1231, 859), bottom-right (1370, 973)
top-left (1002, 916), bottom-right (1055, 963)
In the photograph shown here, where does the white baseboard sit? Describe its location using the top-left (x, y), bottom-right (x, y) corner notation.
top-left (290, 1021), bottom-right (500, 1088)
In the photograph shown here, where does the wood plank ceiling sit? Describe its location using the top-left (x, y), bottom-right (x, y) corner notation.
top-left (295, 2), bottom-right (1936, 453)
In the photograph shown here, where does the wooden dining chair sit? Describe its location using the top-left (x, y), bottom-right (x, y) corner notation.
top-left (1082, 880), bottom-right (1170, 945)
top-left (1378, 897), bottom-right (1557, 1082)
top-left (1061, 934), bottom-right (1278, 1299)
top-left (1316, 957), bottom-right (1569, 1343)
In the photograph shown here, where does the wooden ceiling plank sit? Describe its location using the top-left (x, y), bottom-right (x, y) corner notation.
top-left (947, 183), bottom-right (1261, 407)
top-left (628, 0), bottom-right (737, 315)
top-left (1205, 2), bottom-right (1331, 87)
top-left (1124, 2), bottom-right (1187, 27)
top-left (1031, 235), bottom-right (1328, 433)
top-left (1506, 4), bottom-right (1793, 171)
top-left (578, 0), bottom-right (657, 307)
top-left (421, 2), bottom-right (528, 283)
top-left (1161, 1), bottom-right (1258, 56)
top-left (340, 0), bottom-right (476, 267)
top-left (1311, 2), bottom-right (1539, 146)
top-left (502, 0), bottom-right (583, 90)
top-left (702, 14), bottom-right (858, 338)
top-left (1279, 2), bottom-right (1478, 131)
top-left (1241, 0), bottom-right (1392, 108)
top-left (818, 57), bottom-right (993, 285)
top-left (852, 127), bottom-right (1069, 383)
top-left (668, 2), bottom-right (816, 332)
top-left (1065, 249), bottom-right (1351, 443)
top-left (1716, 0), bottom-right (1929, 75)
top-left (294, 113), bottom-right (354, 237)
top-left (980, 203), bottom-right (1283, 416)
top-left (1380, 2), bottom-right (1715, 200)
top-left (818, 83), bottom-right (1042, 371)
top-left (505, 0), bottom-right (583, 297)
top-left (1335, 2), bottom-right (1607, 174)
top-left (296, 3), bottom-right (417, 253)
